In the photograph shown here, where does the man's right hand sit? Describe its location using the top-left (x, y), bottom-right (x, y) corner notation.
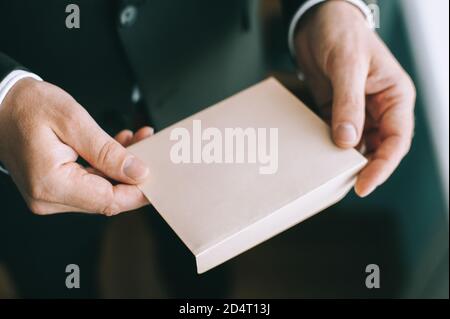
top-left (0, 78), bottom-right (152, 216)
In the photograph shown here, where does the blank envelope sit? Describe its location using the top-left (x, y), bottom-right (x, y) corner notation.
top-left (128, 78), bottom-right (367, 274)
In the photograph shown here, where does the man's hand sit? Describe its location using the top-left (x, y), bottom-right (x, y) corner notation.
top-left (294, 0), bottom-right (416, 197)
top-left (0, 78), bottom-right (153, 215)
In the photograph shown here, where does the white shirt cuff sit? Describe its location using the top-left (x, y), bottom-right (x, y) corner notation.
top-left (0, 165), bottom-right (9, 175)
top-left (288, 0), bottom-right (376, 72)
top-left (0, 70), bottom-right (43, 175)
top-left (0, 70), bottom-right (43, 109)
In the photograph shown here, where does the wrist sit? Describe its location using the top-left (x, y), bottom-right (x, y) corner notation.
top-left (0, 70), bottom-right (43, 111)
top-left (304, 1), bottom-right (366, 28)
top-left (0, 77), bottom-right (42, 164)
top-left (0, 77), bottom-right (41, 113)
top-left (295, 0), bottom-right (370, 44)
top-left (289, 0), bottom-right (375, 67)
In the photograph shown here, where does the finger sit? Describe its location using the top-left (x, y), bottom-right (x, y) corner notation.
top-left (57, 108), bottom-right (149, 184)
top-left (328, 50), bottom-right (369, 148)
top-left (355, 135), bottom-right (409, 197)
top-left (27, 200), bottom-right (91, 214)
top-left (54, 162), bottom-right (149, 215)
top-left (85, 127), bottom-right (152, 179)
top-left (30, 189), bottom-right (148, 215)
top-left (131, 126), bottom-right (154, 144)
top-left (355, 82), bottom-right (415, 197)
top-left (114, 129), bottom-right (133, 146)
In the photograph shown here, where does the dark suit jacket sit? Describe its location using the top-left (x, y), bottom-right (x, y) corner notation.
top-left (0, 0), bottom-right (309, 133)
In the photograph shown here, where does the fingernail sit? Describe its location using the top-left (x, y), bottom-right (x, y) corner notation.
top-left (335, 123), bottom-right (357, 145)
top-left (356, 184), bottom-right (376, 198)
top-left (123, 157), bottom-right (149, 181)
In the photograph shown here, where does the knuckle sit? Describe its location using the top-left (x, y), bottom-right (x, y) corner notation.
top-left (399, 72), bottom-right (417, 102)
top-left (394, 135), bottom-right (413, 159)
top-left (97, 186), bottom-right (117, 216)
top-left (97, 140), bottom-right (120, 168)
top-left (408, 82), bottom-right (417, 102)
top-left (100, 203), bottom-right (119, 217)
top-left (28, 200), bottom-right (47, 215)
top-left (403, 137), bottom-right (413, 156)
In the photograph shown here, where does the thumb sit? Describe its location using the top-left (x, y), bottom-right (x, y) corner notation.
top-left (61, 110), bottom-right (149, 184)
top-left (329, 54), bottom-right (368, 148)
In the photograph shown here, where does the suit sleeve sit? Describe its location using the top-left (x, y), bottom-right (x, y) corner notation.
top-left (0, 52), bottom-right (26, 81)
top-left (281, 0), bottom-right (308, 26)
top-left (0, 52), bottom-right (42, 109)
top-left (281, 0), bottom-right (376, 63)
top-left (281, 0), bottom-right (376, 29)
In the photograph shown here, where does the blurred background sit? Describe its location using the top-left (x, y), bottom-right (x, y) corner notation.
top-left (0, 0), bottom-right (448, 298)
